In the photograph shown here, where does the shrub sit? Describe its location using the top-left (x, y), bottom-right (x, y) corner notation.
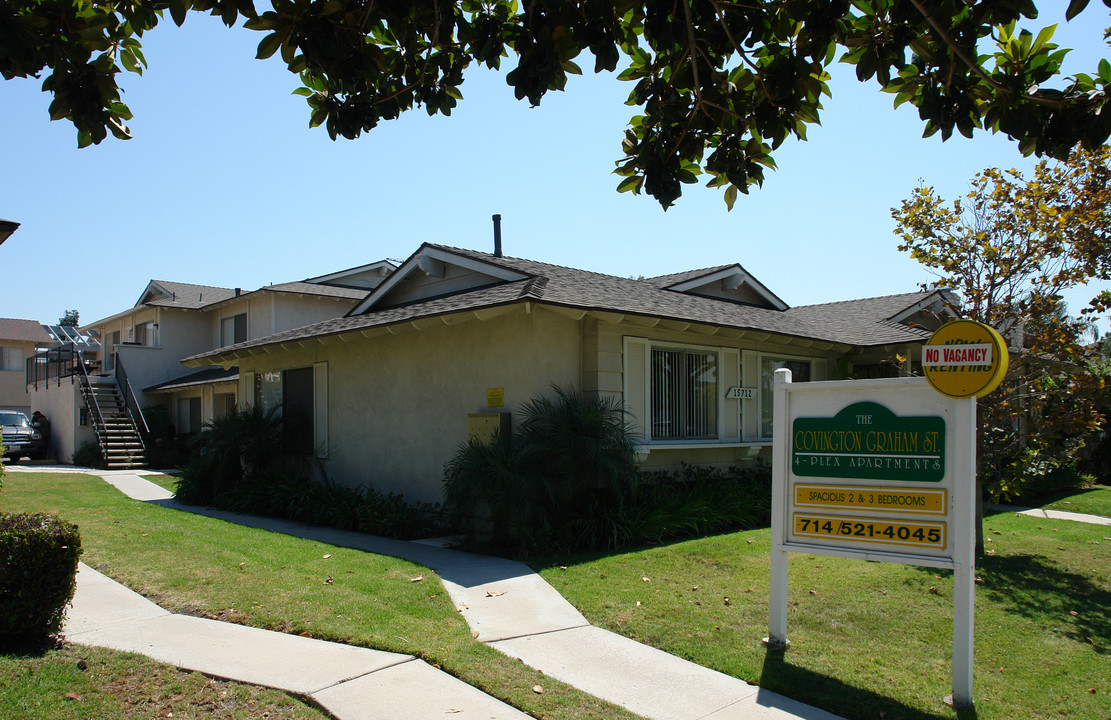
top-left (175, 406), bottom-right (299, 506)
top-left (444, 386), bottom-right (641, 550)
top-left (176, 406), bottom-right (438, 540)
top-left (443, 385), bottom-right (772, 555)
top-left (0, 513), bottom-right (82, 647)
top-left (1010, 465), bottom-right (1092, 505)
top-left (72, 440), bottom-right (105, 469)
top-left (142, 404), bottom-right (190, 469)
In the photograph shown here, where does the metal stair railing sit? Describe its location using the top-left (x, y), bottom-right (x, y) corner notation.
top-left (76, 355), bottom-right (110, 454)
top-left (114, 353), bottom-right (150, 455)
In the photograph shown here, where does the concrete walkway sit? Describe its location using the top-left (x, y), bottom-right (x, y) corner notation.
top-left (16, 465), bottom-right (850, 719)
top-left (991, 504), bottom-right (1111, 526)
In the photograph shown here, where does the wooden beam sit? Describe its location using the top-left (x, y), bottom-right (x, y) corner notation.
top-left (543, 305), bottom-right (588, 321)
top-left (590, 311), bottom-right (626, 325)
top-left (473, 305), bottom-right (516, 322)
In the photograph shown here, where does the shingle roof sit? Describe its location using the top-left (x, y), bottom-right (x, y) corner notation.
top-left (644, 266), bottom-right (735, 288)
top-left (788, 294), bottom-right (937, 346)
top-left (0, 318), bottom-right (52, 343)
top-left (186, 244), bottom-right (936, 363)
top-left (262, 281), bottom-right (368, 301)
top-left (145, 280), bottom-right (238, 309)
top-left (145, 366), bottom-right (239, 393)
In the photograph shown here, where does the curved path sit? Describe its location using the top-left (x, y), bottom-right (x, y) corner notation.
top-left (17, 465), bottom-right (845, 720)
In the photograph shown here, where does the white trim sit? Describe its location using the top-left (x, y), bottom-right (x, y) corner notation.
top-left (349, 246), bottom-right (530, 316)
top-left (306, 260), bottom-right (397, 285)
top-left (887, 289), bottom-right (960, 325)
top-left (663, 265), bottom-right (788, 311)
top-left (314, 361), bottom-right (328, 459)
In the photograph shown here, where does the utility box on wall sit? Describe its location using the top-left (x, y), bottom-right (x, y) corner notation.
top-left (467, 412), bottom-right (512, 445)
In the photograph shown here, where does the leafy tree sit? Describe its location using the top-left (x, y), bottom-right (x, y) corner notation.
top-left (4, 1), bottom-right (1111, 208)
top-left (57, 309), bottom-right (79, 327)
top-left (892, 147), bottom-right (1111, 503)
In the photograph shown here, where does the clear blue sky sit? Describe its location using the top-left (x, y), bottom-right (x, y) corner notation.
top-left (2, 3), bottom-right (1108, 333)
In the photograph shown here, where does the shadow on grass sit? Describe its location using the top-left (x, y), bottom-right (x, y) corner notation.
top-left (976, 552), bottom-right (1109, 654)
top-left (0, 634), bottom-right (64, 659)
top-left (759, 649), bottom-right (978, 720)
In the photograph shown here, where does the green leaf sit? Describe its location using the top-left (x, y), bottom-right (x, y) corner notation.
top-left (1065, 0), bottom-right (1090, 20)
top-left (723, 184), bottom-right (738, 211)
top-left (616, 176), bottom-right (643, 194)
top-left (256, 32), bottom-right (283, 60)
top-left (292, 87), bottom-right (312, 97)
top-left (168, 0), bottom-right (188, 26)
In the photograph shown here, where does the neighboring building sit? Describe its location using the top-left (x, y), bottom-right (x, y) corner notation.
top-left (184, 243), bottom-right (957, 504)
top-left (26, 261), bottom-right (395, 466)
top-left (0, 318), bottom-right (53, 413)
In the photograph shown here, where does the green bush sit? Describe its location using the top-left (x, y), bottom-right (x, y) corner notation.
top-left (71, 441), bottom-right (105, 469)
top-left (445, 386), bottom-right (640, 550)
top-left (175, 406), bottom-right (299, 506)
top-left (142, 404), bottom-right (190, 469)
top-left (175, 406), bottom-right (438, 540)
top-left (0, 513), bottom-right (82, 647)
top-left (443, 385), bottom-right (772, 555)
top-left (1010, 464), bottom-right (1092, 505)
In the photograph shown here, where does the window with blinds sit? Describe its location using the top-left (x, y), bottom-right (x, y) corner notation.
top-left (650, 347), bottom-right (718, 440)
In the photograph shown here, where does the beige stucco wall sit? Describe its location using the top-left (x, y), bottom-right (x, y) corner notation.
top-left (29, 379), bottom-right (96, 463)
top-left (209, 293), bottom-right (358, 346)
top-left (223, 302), bottom-right (858, 501)
top-left (0, 339), bottom-right (39, 412)
top-left (270, 293), bottom-right (360, 334)
top-left (235, 305), bottom-right (581, 504)
top-left (109, 308), bottom-right (212, 406)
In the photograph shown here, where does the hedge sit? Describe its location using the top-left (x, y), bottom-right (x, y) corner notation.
top-left (0, 512), bottom-right (82, 646)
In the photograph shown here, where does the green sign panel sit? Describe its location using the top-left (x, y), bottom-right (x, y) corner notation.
top-left (792, 402), bottom-right (945, 482)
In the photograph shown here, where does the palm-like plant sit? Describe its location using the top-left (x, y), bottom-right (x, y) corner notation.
top-left (516, 385), bottom-right (639, 500)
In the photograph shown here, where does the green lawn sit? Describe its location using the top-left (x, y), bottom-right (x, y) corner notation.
top-left (0, 646), bottom-right (329, 720)
top-left (1039, 484), bottom-right (1111, 518)
top-left (4, 471), bottom-right (1108, 720)
top-left (141, 473), bottom-right (179, 493)
top-left (533, 513), bottom-right (1110, 720)
top-left (0, 472), bottom-right (643, 720)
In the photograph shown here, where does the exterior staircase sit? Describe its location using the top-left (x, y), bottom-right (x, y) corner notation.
top-left (82, 380), bottom-right (148, 470)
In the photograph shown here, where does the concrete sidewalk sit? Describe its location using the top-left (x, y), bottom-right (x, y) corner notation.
top-left (67, 562), bottom-right (531, 719)
top-left (21, 466), bottom-right (843, 720)
top-left (990, 504), bottom-right (1111, 526)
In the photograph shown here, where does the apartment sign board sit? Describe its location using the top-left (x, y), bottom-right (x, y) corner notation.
top-left (783, 393), bottom-right (957, 562)
top-left (768, 373), bottom-right (978, 706)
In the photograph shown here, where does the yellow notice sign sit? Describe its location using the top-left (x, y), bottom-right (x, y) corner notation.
top-left (794, 484), bottom-right (947, 514)
top-left (793, 514), bottom-right (947, 550)
top-left (486, 387), bottom-right (504, 408)
top-left (922, 319), bottom-right (1008, 398)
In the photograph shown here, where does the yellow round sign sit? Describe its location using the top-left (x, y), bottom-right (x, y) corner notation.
top-left (921, 320), bottom-right (1009, 398)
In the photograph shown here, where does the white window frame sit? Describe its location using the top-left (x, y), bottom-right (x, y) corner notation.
top-left (0, 346), bottom-right (24, 372)
top-left (221, 313), bottom-right (248, 347)
top-left (755, 353), bottom-right (817, 441)
top-left (625, 338), bottom-right (741, 445)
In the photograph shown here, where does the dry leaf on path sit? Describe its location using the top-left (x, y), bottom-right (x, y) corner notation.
top-left (486, 590), bottom-right (506, 597)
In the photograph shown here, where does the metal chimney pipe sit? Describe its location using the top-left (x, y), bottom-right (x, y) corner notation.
top-left (492, 214), bottom-right (502, 257)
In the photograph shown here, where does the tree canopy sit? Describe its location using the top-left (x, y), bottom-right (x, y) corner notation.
top-left (4, 0), bottom-right (1111, 208)
top-left (892, 147), bottom-right (1111, 500)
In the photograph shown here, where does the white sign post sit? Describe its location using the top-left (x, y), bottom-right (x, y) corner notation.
top-left (767, 370), bottom-right (977, 707)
